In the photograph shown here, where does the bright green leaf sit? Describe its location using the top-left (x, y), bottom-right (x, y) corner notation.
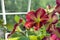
top-left (29, 35), bottom-right (37, 40)
top-left (15, 26), bottom-right (22, 32)
top-left (14, 15), bottom-right (20, 23)
top-left (8, 37), bottom-right (19, 40)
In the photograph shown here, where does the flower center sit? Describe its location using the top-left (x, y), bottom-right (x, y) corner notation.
top-left (49, 18), bottom-right (53, 23)
top-left (35, 18), bottom-right (41, 23)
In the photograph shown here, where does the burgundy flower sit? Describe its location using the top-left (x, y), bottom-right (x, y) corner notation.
top-left (47, 25), bottom-right (60, 40)
top-left (56, 27), bottom-right (60, 33)
top-left (25, 8), bottom-right (49, 30)
top-left (25, 21), bottom-right (34, 29)
top-left (55, 0), bottom-right (60, 13)
top-left (56, 0), bottom-right (60, 5)
top-left (46, 12), bottom-right (58, 32)
top-left (48, 13), bottom-right (58, 24)
top-left (50, 34), bottom-right (57, 40)
top-left (46, 24), bottom-right (56, 34)
top-left (50, 34), bottom-right (60, 40)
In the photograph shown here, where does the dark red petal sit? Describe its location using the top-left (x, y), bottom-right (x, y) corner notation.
top-left (52, 14), bottom-right (58, 24)
top-left (46, 24), bottom-right (56, 33)
top-left (41, 14), bottom-right (49, 24)
top-left (46, 24), bottom-right (52, 33)
top-left (56, 0), bottom-right (60, 5)
top-left (26, 11), bottom-right (36, 21)
top-left (33, 26), bottom-right (39, 31)
top-left (24, 21), bottom-right (34, 29)
top-left (36, 8), bottom-right (46, 18)
top-left (33, 22), bottom-right (42, 31)
top-left (56, 27), bottom-right (60, 33)
top-left (19, 18), bottom-right (23, 23)
top-left (55, 5), bottom-right (60, 13)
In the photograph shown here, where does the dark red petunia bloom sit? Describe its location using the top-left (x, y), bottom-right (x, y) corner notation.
top-left (46, 25), bottom-right (60, 40)
top-left (50, 33), bottom-right (60, 40)
top-left (25, 8), bottom-right (49, 30)
top-left (46, 13), bottom-right (58, 33)
top-left (56, 27), bottom-right (60, 33)
top-left (55, 5), bottom-right (60, 13)
top-left (47, 25), bottom-right (60, 40)
top-left (56, 0), bottom-right (60, 5)
top-left (48, 13), bottom-right (58, 24)
top-left (55, 0), bottom-right (60, 14)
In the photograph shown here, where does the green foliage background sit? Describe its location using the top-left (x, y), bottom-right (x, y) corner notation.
top-left (0, 0), bottom-right (56, 13)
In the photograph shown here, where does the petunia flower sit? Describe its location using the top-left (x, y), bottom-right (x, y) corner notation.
top-left (55, 6), bottom-right (60, 13)
top-left (25, 8), bottom-right (49, 30)
top-left (44, 26), bottom-right (60, 40)
top-left (50, 34), bottom-right (57, 40)
top-left (46, 12), bottom-right (58, 33)
top-left (47, 25), bottom-right (60, 40)
top-left (50, 33), bottom-right (60, 40)
top-left (55, 0), bottom-right (60, 14)
top-left (56, 0), bottom-right (60, 5)
top-left (48, 13), bottom-right (58, 24)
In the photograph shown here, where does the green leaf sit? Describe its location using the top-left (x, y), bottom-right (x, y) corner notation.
top-left (21, 19), bottom-right (25, 25)
top-left (5, 23), bottom-right (13, 31)
top-left (15, 26), bottom-right (22, 32)
top-left (14, 15), bottom-right (20, 23)
top-left (56, 21), bottom-right (60, 27)
top-left (29, 35), bottom-right (37, 40)
top-left (8, 37), bottom-right (20, 40)
top-left (18, 36), bottom-right (29, 40)
top-left (0, 19), bottom-right (4, 25)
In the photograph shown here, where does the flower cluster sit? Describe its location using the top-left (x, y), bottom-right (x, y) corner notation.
top-left (25, 8), bottom-right (49, 30)
top-left (8, 0), bottom-right (60, 40)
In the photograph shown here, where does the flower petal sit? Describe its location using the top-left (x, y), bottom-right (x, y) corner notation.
top-left (56, 27), bottom-right (60, 33)
top-left (50, 34), bottom-right (57, 40)
top-left (52, 14), bottom-right (58, 24)
top-left (24, 21), bottom-right (34, 29)
top-left (55, 5), bottom-right (60, 13)
top-left (26, 11), bottom-right (36, 21)
top-left (33, 26), bottom-right (39, 31)
top-left (36, 8), bottom-right (46, 18)
top-left (41, 14), bottom-right (49, 24)
top-left (56, 0), bottom-right (60, 5)
top-left (50, 34), bottom-right (60, 40)
top-left (48, 13), bottom-right (58, 24)
top-left (46, 24), bottom-right (56, 33)
top-left (33, 22), bottom-right (42, 30)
